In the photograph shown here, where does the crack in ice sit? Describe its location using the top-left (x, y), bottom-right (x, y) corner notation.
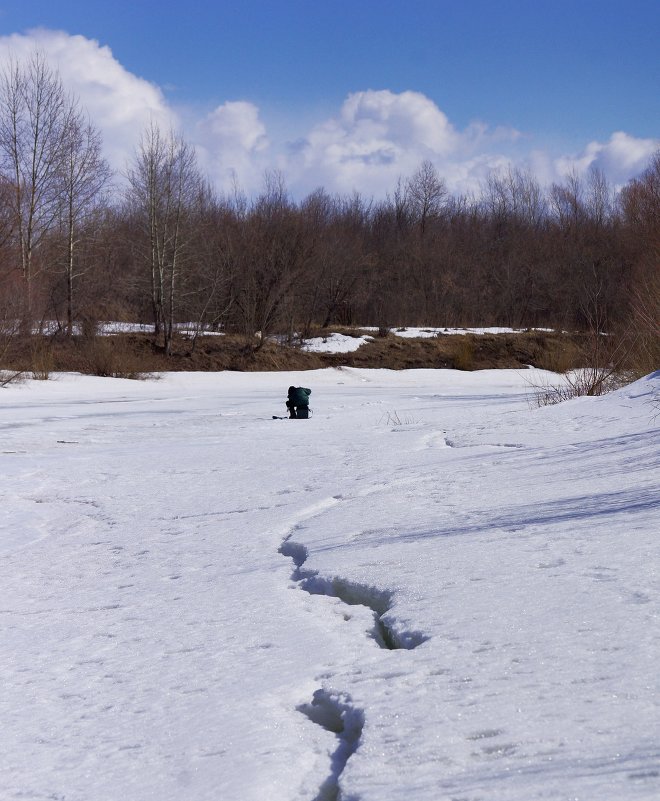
top-left (297, 689), bottom-right (365, 801)
top-left (279, 536), bottom-right (429, 651)
top-left (279, 513), bottom-right (429, 798)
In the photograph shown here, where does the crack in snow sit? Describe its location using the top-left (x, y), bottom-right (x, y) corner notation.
top-left (301, 572), bottom-right (410, 650)
top-left (279, 516), bottom-right (429, 798)
top-left (297, 689), bottom-right (365, 801)
top-left (280, 536), bottom-right (428, 650)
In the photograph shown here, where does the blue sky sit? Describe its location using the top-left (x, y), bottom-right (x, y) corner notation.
top-left (0, 1), bottom-right (658, 197)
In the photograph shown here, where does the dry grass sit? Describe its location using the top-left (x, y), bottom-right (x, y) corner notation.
top-left (452, 338), bottom-right (475, 371)
top-left (0, 327), bottom-right (647, 380)
top-left (379, 410), bottom-right (422, 426)
top-left (82, 338), bottom-right (148, 379)
top-left (530, 368), bottom-right (628, 407)
top-left (30, 338), bottom-right (54, 380)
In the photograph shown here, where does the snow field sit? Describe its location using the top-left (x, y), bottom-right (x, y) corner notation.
top-left (301, 327), bottom-right (559, 354)
top-left (1, 367), bottom-right (658, 800)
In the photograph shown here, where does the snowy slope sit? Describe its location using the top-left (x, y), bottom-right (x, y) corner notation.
top-left (1, 368), bottom-right (658, 801)
top-left (301, 327), bottom-right (556, 354)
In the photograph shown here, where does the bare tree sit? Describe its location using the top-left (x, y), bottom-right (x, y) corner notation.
top-left (620, 150), bottom-right (660, 373)
top-left (0, 52), bottom-right (72, 324)
top-left (585, 166), bottom-right (613, 228)
top-left (485, 166), bottom-right (546, 228)
top-left (231, 172), bottom-right (314, 347)
top-left (57, 107), bottom-right (112, 335)
top-left (550, 170), bottom-right (585, 231)
top-left (0, 174), bottom-right (14, 250)
top-left (407, 160), bottom-right (447, 236)
top-left (126, 123), bottom-right (202, 354)
top-left (299, 189), bottom-right (371, 332)
top-left (178, 183), bottom-right (236, 352)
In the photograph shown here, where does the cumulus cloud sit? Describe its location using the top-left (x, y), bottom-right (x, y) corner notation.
top-left (554, 131), bottom-right (659, 186)
top-left (280, 89), bottom-right (526, 197)
top-left (284, 92), bottom-right (658, 197)
top-left (0, 30), bottom-right (657, 198)
top-left (0, 28), bottom-right (175, 170)
top-left (195, 101), bottom-right (270, 192)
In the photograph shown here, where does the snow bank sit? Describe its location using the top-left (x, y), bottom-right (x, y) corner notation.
top-left (302, 332), bottom-right (374, 353)
top-left (302, 327), bottom-right (558, 353)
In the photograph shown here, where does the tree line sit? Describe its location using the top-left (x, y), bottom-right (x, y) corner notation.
top-left (0, 53), bottom-right (658, 359)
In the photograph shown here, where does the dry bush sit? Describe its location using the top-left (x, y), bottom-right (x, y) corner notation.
top-left (533, 337), bottom-right (583, 374)
top-left (531, 367), bottom-right (626, 407)
top-left (529, 328), bottom-right (638, 406)
top-left (380, 410), bottom-right (421, 426)
top-left (452, 337), bottom-right (475, 370)
top-left (80, 313), bottom-right (99, 340)
top-left (30, 338), bottom-right (53, 380)
top-left (82, 337), bottom-right (146, 379)
top-left (626, 272), bottom-right (660, 376)
top-left (0, 369), bottom-right (26, 387)
top-left (0, 286), bottom-right (26, 385)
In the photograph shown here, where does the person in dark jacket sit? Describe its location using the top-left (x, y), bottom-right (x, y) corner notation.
top-left (286, 386), bottom-right (311, 418)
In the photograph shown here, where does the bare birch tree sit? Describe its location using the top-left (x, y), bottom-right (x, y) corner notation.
top-left (58, 108), bottom-right (112, 335)
top-left (0, 52), bottom-right (71, 325)
top-left (126, 123), bottom-right (202, 354)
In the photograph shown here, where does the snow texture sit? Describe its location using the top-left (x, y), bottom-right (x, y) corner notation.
top-left (390, 326), bottom-right (555, 337)
top-left (1, 367), bottom-right (659, 800)
top-left (302, 332), bottom-right (374, 353)
top-left (302, 327), bottom-right (556, 353)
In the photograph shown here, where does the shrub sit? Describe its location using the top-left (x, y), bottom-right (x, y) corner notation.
top-left (83, 338), bottom-right (146, 379)
top-left (380, 410), bottom-right (421, 426)
top-left (452, 337), bottom-right (475, 371)
top-left (0, 370), bottom-right (26, 387)
top-left (531, 368), bottom-right (625, 407)
top-left (534, 338), bottom-right (583, 374)
top-left (626, 272), bottom-right (660, 377)
top-left (30, 338), bottom-right (53, 380)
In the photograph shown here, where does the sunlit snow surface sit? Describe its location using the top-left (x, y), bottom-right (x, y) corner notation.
top-left (302, 332), bottom-right (374, 352)
top-left (302, 327), bottom-right (556, 353)
top-left (1, 368), bottom-right (659, 801)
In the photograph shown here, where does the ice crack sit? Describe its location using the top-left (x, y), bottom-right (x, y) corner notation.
top-left (279, 537), bottom-right (428, 650)
top-left (280, 528), bottom-right (428, 799)
top-left (298, 689), bottom-right (364, 801)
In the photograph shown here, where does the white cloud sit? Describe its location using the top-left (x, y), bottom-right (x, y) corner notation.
top-left (554, 131), bottom-right (659, 186)
top-left (0, 28), bottom-right (175, 171)
top-left (0, 30), bottom-right (657, 198)
top-left (279, 89), bottom-right (525, 197)
top-left (340, 90), bottom-right (459, 155)
top-left (195, 101), bottom-right (270, 192)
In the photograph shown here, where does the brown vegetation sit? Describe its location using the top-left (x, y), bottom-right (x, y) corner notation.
top-left (0, 328), bottom-right (622, 376)
top-left (0, 55), bottom-right (657, 382)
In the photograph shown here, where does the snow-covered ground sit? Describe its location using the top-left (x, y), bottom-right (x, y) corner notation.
top-left (1, 367), bottom-right (658, 801)
top-left (20, 322), bottom-right (226, 336)
top-left (12, 321), bottom-right (554, 351)
top-left (386, 326), bottom-right (554, 337)
top-left (302, 327), bottom-right (556, 353)
top-left (302, 332), bottom-right (374, 353)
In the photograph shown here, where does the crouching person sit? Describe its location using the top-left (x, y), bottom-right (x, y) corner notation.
top-left (286, 386), bottom-right (311, 419)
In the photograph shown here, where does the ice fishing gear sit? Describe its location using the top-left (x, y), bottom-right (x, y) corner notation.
top-left (285, 386), bottom-right (312, 419)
